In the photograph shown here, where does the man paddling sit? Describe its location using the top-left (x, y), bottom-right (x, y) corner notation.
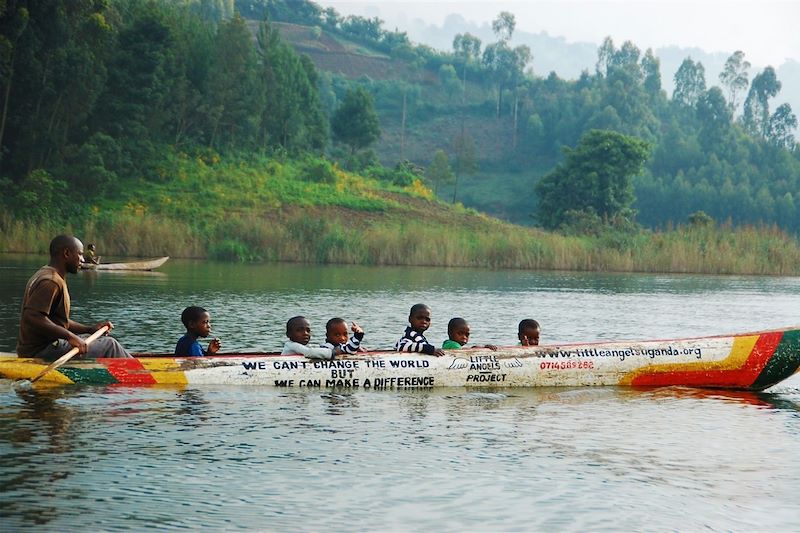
top-left (16, 235), bottom-right (132, 360)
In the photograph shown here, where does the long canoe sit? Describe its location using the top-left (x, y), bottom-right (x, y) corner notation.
top-left (80, 256), bottom-right (169, 271)
top-left (2, 327), bottom-right (799, 390)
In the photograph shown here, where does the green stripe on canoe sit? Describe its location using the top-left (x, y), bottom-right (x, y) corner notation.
top-left (751, 330), bottom-right (800, 390)
top-left (59, 367), bottom-right (119, 385)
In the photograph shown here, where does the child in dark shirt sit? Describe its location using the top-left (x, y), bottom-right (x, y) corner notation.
top-left (394, 303), bottom-right (445, 356)
top-left (320, 318), bottom-right (365, 356)
top-left (175, 306), bottom-right (221, 356)
top-left (442, 317), bottom-right (497, 350)
top-left (518, 319), bottom-right (541, 346)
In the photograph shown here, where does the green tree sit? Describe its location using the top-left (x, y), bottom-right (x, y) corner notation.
top-left (767, 103), bottom-right (797, 149)
top-left (426, 149), bottom-right (454, 194)
top-left (641, 48), bottom-right (662, 97)
top-left (743, 66), bottom-right (781, 138)
top-left (719, 50), bottom-right (750, 111)
top-left (257, 20), bottom-right (327, 151)
top-left (207, 13), bottom-right (260, 149)
top-left (331, 87), bottom-right (380, 155)
top-left (451, 132), bottom-right (477, 204)
top-left (696, 87), bottom-right (732, 150)
top-left (534, 129), bottom-right (651, 229)
top-left (438, 63), bottom-right (460, 99)
top-left (673, 57), bottom-right (706, 107)
top-left (491, 11), bottom-right (515, 42)
top-left (452, 32), bottom-right (481, 100)
top-left (595, 36), bottom-right (615, 77)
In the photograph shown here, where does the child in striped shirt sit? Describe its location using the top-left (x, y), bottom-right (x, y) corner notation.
top-left (320, 318), bottom-right (365, 356)
top-left (394, 303), bottom-right (445, 356)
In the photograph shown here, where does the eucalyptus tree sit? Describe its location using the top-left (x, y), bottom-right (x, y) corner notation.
top-left (767, 103), bottom-right (797, 149)
top-left (452, 32), bottom-right (481, 101)
top-left (451, 132), bottom-right (476, 204)
top-left (719, 50), bottom-right (750, 112)
top-left (426, 149), bottom-right (454, 194)
top-left (491, 11), bottom-right (516, 42)
top-left (696, 86), bottom-right (732, 150)
top-left (641, 48), bottom-right (662, 97)
top-left (672, 57), bottom-right (707, 107)
top-left (742, 66), bottom-right (781, 138)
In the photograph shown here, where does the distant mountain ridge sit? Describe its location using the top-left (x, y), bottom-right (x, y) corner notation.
top-left (401, 13), bottom-right (800, 119)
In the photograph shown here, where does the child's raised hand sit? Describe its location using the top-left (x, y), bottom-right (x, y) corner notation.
top-left (208, 337), bottom-right (221, 354)
top-left (485, 344), bottom-right (498, 351)
top-left (434, 348), bottom-right (446, 357)
top-left (350, 321), bottom-right (364, 335)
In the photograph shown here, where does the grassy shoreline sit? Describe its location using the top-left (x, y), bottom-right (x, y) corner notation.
top-left (2, 153), bottom-right (799, 276)
top-left (2, 211), bottom-right (799, 276)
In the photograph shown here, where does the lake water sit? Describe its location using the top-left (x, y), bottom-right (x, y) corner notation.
top-left (1, 255), bottom-right (799, 531)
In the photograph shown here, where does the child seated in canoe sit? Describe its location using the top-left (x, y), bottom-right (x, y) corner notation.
top-left (394, 303), bottom-right (445, 356)
top-left (175, 306), bottom-right (221, 356)
top-left (320, 318), bottom-right (366, 356)
top-left (281, 316), bottom-right (334, 360)
top-left (518, 319), bottom-right (541, 346)
top-left (442, 317), bottom-right (498, 350)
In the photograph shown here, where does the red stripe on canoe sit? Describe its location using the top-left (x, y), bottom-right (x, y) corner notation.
top-left (102, 358), bottom-right (159, 385)
top-left (630, 331), bottom-right (783, 388)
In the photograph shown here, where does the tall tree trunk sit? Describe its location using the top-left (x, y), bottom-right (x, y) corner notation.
top-left (452, 170), bottom-right (460, 204)
top-left (0, 50), bottom-right (14, 167)
top-left (400, 90), bottom-right (407, 159)
top-left (461, 61), bottom-right (467, 105)
top-left (512, 93), bottom-right (518, 149)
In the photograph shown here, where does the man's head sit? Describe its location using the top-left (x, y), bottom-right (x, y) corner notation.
top-left (49, 235), bottom-right (84, 274)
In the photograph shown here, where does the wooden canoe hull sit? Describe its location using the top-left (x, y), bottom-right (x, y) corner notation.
top-left (2, 327), bottom-right (799, 390)
top-left (80, 257), bottom-right (169, 271)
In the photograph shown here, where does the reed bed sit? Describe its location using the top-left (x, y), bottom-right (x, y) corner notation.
top-left (4, 211), bottom-right (798, 275)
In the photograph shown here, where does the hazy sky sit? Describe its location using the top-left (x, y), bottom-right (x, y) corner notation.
top-left (319, 1), bottom-right (800, 67)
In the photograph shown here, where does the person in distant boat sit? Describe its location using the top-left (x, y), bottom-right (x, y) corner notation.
top-left (442, 317), bottom-right (498, 350)
top-left (518, 319), bottom-right (541, 346)
top-left (84, 243), bottom-right (100, 265)
top-left (395, 303), bottom-right (445, 356)
top-left (281, 316), bottom-right (334, 360)
top-left (16, 235), bottom-right (132, 360)
top-left (320, 318), bottom-right (366, 356)
top-left (175, 306), bottom-right (221, 357)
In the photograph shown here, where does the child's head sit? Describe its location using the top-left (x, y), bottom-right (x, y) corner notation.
top-left (408, 303), bottom-right (432, 333)
top-left (181, 306), bottom-right (212, 337)
top-left (326, 318), bottom-right (349, 345)
top-left (518, 319), bottom-right (541, 346)
top-left (87, 243), bottom-right (96, 251)
top-left (447, 317), bottom-right (470, 346)
top-left (286, 316), bottom-right (312, 345)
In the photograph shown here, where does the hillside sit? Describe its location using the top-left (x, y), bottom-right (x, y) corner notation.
top-left (264, 18), bottom-right (800, 234)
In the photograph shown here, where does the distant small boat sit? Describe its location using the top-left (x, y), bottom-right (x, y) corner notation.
top-left (80, 256), bottom-right (169, 271)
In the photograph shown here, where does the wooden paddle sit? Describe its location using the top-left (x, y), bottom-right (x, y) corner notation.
top-left (29, 325), bottom-right (110, 383)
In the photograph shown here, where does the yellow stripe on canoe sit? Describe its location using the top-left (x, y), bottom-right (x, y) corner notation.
top-left (0, 358), bottom-right (75, 384)
top-left (138, 358), bottom-right (189, 384)
top-left (619, 335), bottom-right (759, 386)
